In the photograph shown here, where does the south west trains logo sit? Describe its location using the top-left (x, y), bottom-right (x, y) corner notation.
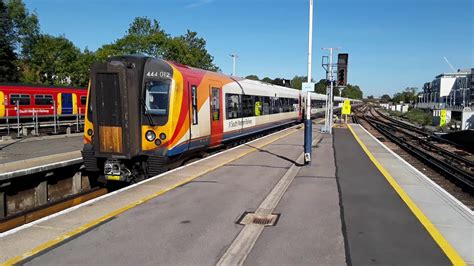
top-left (146, 71), bottom-right (171, 78)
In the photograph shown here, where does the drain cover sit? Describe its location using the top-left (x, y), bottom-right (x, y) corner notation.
top-left (237, 212), bottom-right (280, 227)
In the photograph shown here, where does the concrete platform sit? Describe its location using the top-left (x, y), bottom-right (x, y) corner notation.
top-left (0, 134), bottom-right (83, 181)
top-left (0, 123), bottom-right (470, 265)
top-left (0, 134), bottom-right (82, 165)
top-left (346, 124), bottom-right (473, 265)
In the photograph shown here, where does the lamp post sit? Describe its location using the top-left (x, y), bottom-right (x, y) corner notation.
top-left (304, 0), bottom-right (314, 165)
top-left (230, 54), bottom-right (238, 76)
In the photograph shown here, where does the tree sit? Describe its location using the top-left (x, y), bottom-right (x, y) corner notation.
top-left (0, 0), bottom-right (19, 82)
top-left (29, 34), bottom-right (81, 85)
top-left (341, 84), bottom-right (363, 99)
top-left (96, 17), bottom-right (219, 71)
top-left (6, 0), bottom-right (40, 60)
top-left (245, 75), bottom-right (259, 81)
top-left (261, 77), bottom-right (273, 83)
top-left (392, 87), bottom-right (418, 103)
top-left (314, 79), bottom-right (327, 94)
top-left (380, 94), bottom-right (391, 102)
top-left (96, 17), bottom-right (168, 60)
top-left (72, 48), bottom-right (96, 86)
top-left (291, 75), bottom-right (306, 90)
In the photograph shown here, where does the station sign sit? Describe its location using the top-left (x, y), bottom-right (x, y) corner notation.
top-left (302, 82), bottom-right (314, 92)
top-left (440, 109), bottom-right (447, 127)
top-left (342, 99), bottom-right (351, 115)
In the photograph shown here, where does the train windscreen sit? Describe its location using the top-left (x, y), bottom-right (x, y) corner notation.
top-left (144, 80), bottom-right (170, 116)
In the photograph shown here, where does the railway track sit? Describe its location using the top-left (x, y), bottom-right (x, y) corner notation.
top-left (354, 106), bottom-right (473, 194)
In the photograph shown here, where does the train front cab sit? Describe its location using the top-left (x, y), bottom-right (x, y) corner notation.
top-left (82, 56), bottom-right (179, 183)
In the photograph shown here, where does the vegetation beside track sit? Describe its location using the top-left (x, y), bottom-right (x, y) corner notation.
top-left (388, 108), bottom-right (432, 126)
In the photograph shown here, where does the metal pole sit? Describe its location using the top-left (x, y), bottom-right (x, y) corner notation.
top-left (35, 111), bottom-right (39, 136)
top-left (6, 107), bottom-right (10, 136)
top-left (329, 48), bottom-right (334, 134)
top-left (230, 54), bottom-right (238, 76)
top-left (16, 101), bottom-right (20, 138)
top-left (304, 0), bottom-right (314, 165)
top-left (53, 100), bottom-right (57, 134)
top-left (307, 0), bottom-right (313, 82)
top-left (76, 111), bottom-right (79, 132)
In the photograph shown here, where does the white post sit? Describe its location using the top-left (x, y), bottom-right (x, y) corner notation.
top-left (307, 0), bottom-right (313, 83)
top-left (230, 54), bottom-right (238, 76)
top-left (328, 48), bottom-right (334, 134)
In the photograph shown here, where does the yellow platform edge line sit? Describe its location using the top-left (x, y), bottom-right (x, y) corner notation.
top-left (347, 124), bottom-right (466, 266)
top-left (2, 128), bottom-right (299, 266)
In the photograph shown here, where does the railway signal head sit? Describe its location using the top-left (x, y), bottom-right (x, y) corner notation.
top-left (337, 53), bottom-right (348, 87)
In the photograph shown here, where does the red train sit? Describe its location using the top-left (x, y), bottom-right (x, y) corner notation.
top-left (0, 84), bottom-right (87, 119)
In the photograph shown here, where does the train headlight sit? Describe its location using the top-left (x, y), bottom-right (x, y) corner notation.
top-left (159, 133), bottom-right (166, 140)
top-left (87, 129), bottom-right (93, 136)
top-left (145, 130), bottom-right (156, 142)
top-left (154, 139), bottom-right (162, 146)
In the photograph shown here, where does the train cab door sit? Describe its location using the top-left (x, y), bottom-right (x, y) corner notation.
top-left (0, 91), bottom-right (4, 117)
top-left (209, 82), bottom-right (223, 146)
top-left (187, 77), bottom-right (203, 150)
top-left (61, 93), bottom-right (73, 114)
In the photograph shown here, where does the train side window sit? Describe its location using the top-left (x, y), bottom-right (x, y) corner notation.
top-left (191, 85), bottom-right (198, 125)
top-left (10, 94), bottom-right (30, 105)
top-left (34, 95), bottom-right (53, 105)
top-left (241, 95), bottom-right (254, 117)
top-left (80, 96), bottom-right (87, 105)
top-left (211, 88), bottom-right (220, 121)
top-left (262, 96), bottom-right (270, 115)
top-left (226, 93), bottom-right (241, 119)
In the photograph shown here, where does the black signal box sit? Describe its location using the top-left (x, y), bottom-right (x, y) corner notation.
top-left (337, 53), bottom-right (348, 86)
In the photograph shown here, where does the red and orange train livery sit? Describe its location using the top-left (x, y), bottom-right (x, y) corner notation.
top-left (83, 55), bottom-right (331, 183)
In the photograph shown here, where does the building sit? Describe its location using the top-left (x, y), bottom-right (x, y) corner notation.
top-left (418, 68), bottom-right (473, 110)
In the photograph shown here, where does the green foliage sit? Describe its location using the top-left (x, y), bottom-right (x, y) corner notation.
top-left (6, 0), bottom-right (39, 60)
top-left (403, 108), bottom-right (432, 126)
top-left (96, 18), bottom-right (219, 71)
top-left (392, 87), bottom-right (418, 104)
top-left (245, 75), bottom-right (259, 81)
top-left (28, 34), bottom-right (82, 86)
top-left (261, 77), bottom-right (273, 83)
top-left (380, 94), bottom-right (391, 102)
top-left (0, 0), bottom-right (19, 82)
top-left (341, 84), bottom-right (363, 99)
top-left (290, 75), bottom-right (306, 90)
top-left (314, 79), bottom-right (326, 94)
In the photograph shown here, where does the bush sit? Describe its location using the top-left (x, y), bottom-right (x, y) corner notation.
top-left (403, 108), bottom-right (432, 126)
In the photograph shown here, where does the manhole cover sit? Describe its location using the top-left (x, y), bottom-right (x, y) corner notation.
top-left (237, 212), bottom-right (280, 227)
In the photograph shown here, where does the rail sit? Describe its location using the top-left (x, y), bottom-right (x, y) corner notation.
top-left (354, 106), bottom-right (473, 193)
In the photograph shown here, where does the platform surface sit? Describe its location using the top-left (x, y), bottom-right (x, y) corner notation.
top-left (0, 124), bottom-right (470, 265)
top-left (348, 124), bottom-right (473, 265)
top-left (0, 134), bottom-right (82, 165)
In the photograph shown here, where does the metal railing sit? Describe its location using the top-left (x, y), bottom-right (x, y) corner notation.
top-left (1, 103), bottom-right (85, 137)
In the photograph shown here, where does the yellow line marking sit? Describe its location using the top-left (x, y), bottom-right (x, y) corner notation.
top-left (2, 128), bottom-right (299, 265)
top-left (347, 124), bottom-right (466, 266)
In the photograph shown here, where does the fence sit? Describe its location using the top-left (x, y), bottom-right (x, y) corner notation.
top-left (1, 102), bottom-right (85, 137)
